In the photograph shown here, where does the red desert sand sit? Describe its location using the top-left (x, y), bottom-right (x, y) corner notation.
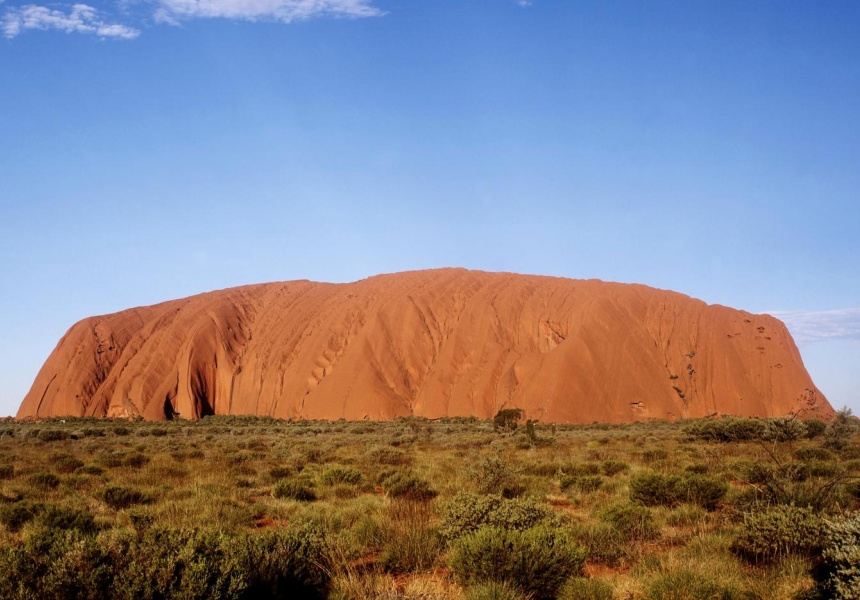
top-left (17, 269), bottom-right (832, 422)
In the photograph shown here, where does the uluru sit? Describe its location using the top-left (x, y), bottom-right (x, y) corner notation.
top-left (17, 269), bottom-right (832, 423)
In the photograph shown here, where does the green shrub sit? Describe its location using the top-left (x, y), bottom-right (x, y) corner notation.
top-left (814, 511), bottom-right (860, 599)
top-left (38, 504), bottom-right (97, 533)
top-left (122, 453), bottom-right (150, 469)
top-left (0, 524), bottom-right (332, 600)
top-left (320, 466), bottom-right (362, 486)
top-left (0, 528), bottom-right (115, 599)
top-left (379, 471), bottom-right (436, 502)
top-left (630, 472), bottom-right (680, 507)
top-left (78, 465), bottom-right (105, 476)
top-left (450, 525), bottom-right (586, 599)
top-left (684, 417), bottom-right (767, 442)
top-left (102, 486), bottom-right (148, 510)
top-left (676, 475), bottom-right (728, 510)
top-left (440, 492), bottom-right (559, 542)
top-left (367, 447), bottom-right (410, 466)
top-left (731, 504), bottom-right (824, 563)
top-left (630, 472), bottom-right (726, 510)
top-left (684, 463), bottom-right (709, 475)
top-left (470, 454), bottom-right (522, 497)
top-left (52, 456), bottom-right (84, 474)
top-left (0, 501), bottom-right (41, 532)
top-left (558, 577), bottom-right (614, 600)
top-left (29, 472), bottom-right (61, 490)
top-left (493, 408), bottom-right (523, 432)
top-left (601, 459), bottom-right (629, 476)
top-left (805, 420), bottom-right (828, 439)
top-left (81, 427), bottom-right (106, 438)
top-left (234, 524), bottom-right (332, 598)
top-left (600, 503), bottom-right (658, 542)
top-left (825, 408), bottom-right (858, 452)
top-left (273, 480), bottom-right (317, 502)
top-left (38, 429), bottom-right (70, 442)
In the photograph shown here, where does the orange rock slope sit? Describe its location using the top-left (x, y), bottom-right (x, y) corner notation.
top-left (17, 269), bottom-right (832, 422)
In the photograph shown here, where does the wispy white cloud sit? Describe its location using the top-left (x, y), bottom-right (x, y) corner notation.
top-left (769, 308), bottom-right (860, 345)
top-left (154, 0), bottom-right (384, 25)
top-left (2, 0), bottom-right (382, 38)
top-left (517, 0), bottom-right (532, 6)
top-left (3, 3), bottom-right (139, 37)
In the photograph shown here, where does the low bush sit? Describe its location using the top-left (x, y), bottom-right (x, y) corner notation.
top-left (450, 525), bottom-right (586, 599)
top-left (273, 480), bottom-right (317, 502)
top-left (378, 471), bottom-right (436, 502)
top-left (601, 459), bottom-right (629, 476)
top-left (29, 472), bottom-right (61, 490)
top-left (684, 463), bottom-right (709, 475)
top-left (122, 453), bottom-right (150, 469)
top-left (470, 454), bottom-right (521, 497)
top-left (600, 503), bottom-right (658, 542)
top-left (102, 486), bottom-right (148, 510)
top-left (38, 504), bottom-right (97, 533)
top-left (0, 501), bottom-right (41, 532)
top-left (676, 474), bottom-right (728, 510)
top-left (0, 523), bottom-right (332, 600)
top-left (367, 447), bottom-right (410, 466)
top-left (320, 466), bottom-right (362, 486)
top-left (440, 492), bottom-right (559, 542)
top-left (685, 417), bottom-right (767, 443)
top-left (52, 456), bottom-right (84, 474)
top-left (805, 419), bottom-right (828, 439)
top-left (630, 472), bottom-right (680, 506)
top-left (78, 465), bottom-right (105, 476)
top-left (38, 429), bottom-right (70, 443)
top-left (731, 504), bottom-right (824, 563)
top-left (631, 472), bottom-right (727, 510)
top-left (814, 511), bottom-right (860, 599)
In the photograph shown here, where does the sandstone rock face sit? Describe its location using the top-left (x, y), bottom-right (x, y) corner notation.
top-left (17, 269), bottom-right (831, 422)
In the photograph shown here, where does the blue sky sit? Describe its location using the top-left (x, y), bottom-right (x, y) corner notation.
top-left (1, 0), bottom-right (858, 417)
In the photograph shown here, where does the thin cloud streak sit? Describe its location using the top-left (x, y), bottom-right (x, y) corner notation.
top-left (154, 0), bottom-right (384, 25)
top-left (768, 308), bottom-right (860, 345)
top-left (2, 0), bottom-right (383, 37)
top-left (2, 3), bottom-right (139, 37)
